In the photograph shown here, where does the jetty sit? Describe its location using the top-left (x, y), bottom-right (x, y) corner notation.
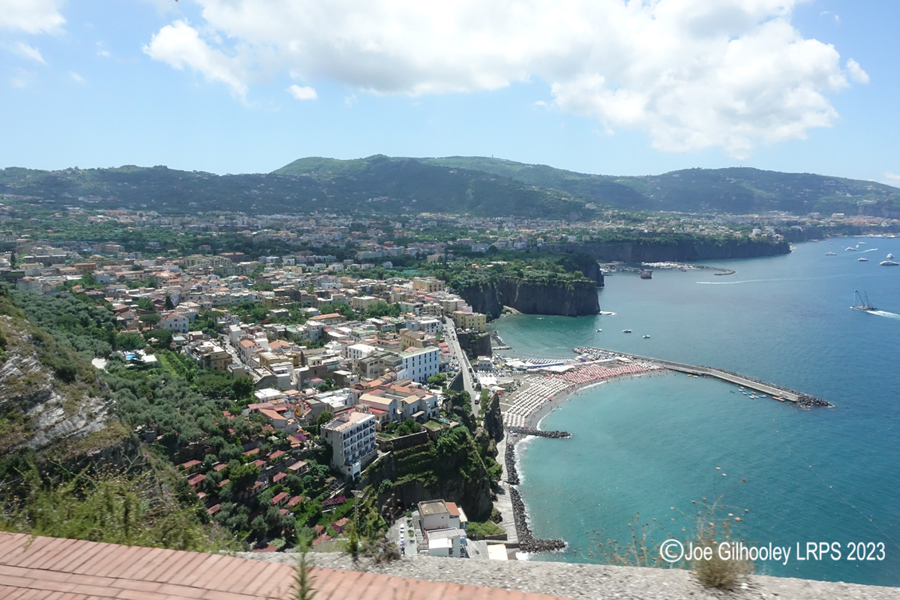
top-left (575, 347), bottom-right (832, 408)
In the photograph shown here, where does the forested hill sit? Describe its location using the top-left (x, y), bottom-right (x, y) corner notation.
top-left (2, 156), bottom-right (898, 218)
top-left (0, 159), bottom-right (592, 220)
top-left (422, 157), bottom-right (900, 217)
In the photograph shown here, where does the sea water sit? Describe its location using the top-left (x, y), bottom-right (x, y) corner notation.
top-left (494, 238), bottom-right (900, 586)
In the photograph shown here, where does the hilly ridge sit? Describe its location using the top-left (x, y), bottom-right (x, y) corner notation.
top-left (1, 156), bottom-right (897, 218)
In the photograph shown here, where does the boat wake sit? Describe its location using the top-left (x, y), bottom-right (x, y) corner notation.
top-left (869, 310), bottom-right (900, 321)
top-left (698, 274), bottom-right (858, 285)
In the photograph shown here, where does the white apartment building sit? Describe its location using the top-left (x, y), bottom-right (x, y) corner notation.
top-left (321, 411), bottom-right (377, 478)
top-left (398, 346), bottom-right (440, 384)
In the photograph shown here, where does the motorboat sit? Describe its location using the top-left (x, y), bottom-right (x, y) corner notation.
top-left (596, 328), bottom-right (603, 332)
top-left (825, 252), bottom-right (837, 256)
top-left (880, 260), bottom-right (899, 266)
top-left (623, 329), bottom-right (632, 333)
top-left (858, 257), bottom-right (868, 262)
top-left (643, 334), bottom-right (651, 339)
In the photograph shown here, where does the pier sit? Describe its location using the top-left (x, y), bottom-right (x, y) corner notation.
top-left (575, 347), bottom-right (832, 408)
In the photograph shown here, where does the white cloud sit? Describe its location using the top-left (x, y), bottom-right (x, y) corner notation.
top-left (69, 71), bottom-right (85, 83)
top-left (11, 42), bottom-right (46, 64)
top-left (846, 59), bottom-right (869, 85)
top-left (146, 0), bottom-right (865, 157)
top-left (884, 172), bottom-right (900, 186)
top-left (0, 0), bottom-right (65, 34)
top-left (287, 84), bottom-right (317, 100)
top-left (143, 19), bottom-right (247, 98)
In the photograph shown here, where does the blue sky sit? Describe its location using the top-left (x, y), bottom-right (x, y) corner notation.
top-left (1, 0), bottom-right (898, 186)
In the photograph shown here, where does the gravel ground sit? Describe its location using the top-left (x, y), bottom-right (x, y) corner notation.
top-left (239, 551), bottom-right (900, 600)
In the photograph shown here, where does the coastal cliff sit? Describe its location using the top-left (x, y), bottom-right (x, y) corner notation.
top-left (457, 277), bottom-right (600, 317)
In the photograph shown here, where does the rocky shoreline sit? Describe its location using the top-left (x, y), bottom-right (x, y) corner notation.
top-left (507, 426), bottom-right (571, 439)
top-left (509, 487), bottom-right (567, 553)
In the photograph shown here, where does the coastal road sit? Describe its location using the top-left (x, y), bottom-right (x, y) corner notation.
top-left (443, 317), bottom-right (477, 409)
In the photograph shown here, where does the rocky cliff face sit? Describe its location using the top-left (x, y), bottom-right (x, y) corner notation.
top-left (458, 278), bottom-right (600, 317)
top-left (0, 316), bottom-right (113, 457)
top-left (457, 331), bottom-right (492, 359)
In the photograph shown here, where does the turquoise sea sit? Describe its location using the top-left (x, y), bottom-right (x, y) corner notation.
top-left (493, 239), bottom-right (900, 587)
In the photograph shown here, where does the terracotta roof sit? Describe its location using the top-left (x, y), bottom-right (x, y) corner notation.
top-left (0, 532), bottom-right (551, 600)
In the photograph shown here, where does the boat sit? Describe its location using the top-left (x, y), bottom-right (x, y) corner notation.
top-left (623, 329), bottom-right (632, 333)
top-left (596, 328), bottom-right (603, 332)
top-left (643, 334), bottom-right (651, 339)
top-left (859, 241), bottom-right (866, 245)
top-left (825, 252), bottom-right (837, 256)
top-left (880, 260), bottom-right (899, 266)
top-left (858, 257), bottom-right (868, 262)
top-left (640, 270), bottom-right (652, 279)
top-left (750, 395), bottom-right (758, 399)
top-left (851, 290), bottom-right (876, 312)
top-left (888, 253), bottom-right (894, 259)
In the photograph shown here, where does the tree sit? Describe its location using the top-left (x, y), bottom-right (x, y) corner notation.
top-left (232, 375), bottom-right (255, 400)
top-left (136, 298), bottom-right (154, 312)
top-left (116, 332), bottom-right (145, 351)
top-left (143, 328), bottom-right (173, 348)
top-left (251, 515), bottom-right (268, 541)
top-left (139, 314), bottom-right (161, 326)
top-left (316, 411), bottom-right (333, 428)
top-left (80, 272), bottom-right (97, 287)
top-left (229, 463), bottom-right (260, 491)
top-left (164, 295), bottom-right (175, 310)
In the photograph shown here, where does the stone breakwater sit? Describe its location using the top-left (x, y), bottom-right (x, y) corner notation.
top-left (509, 487), bottom-right (566, 553)
top-left (508, 427), bottom-right (571, 439)
top-left (505, 442), bottom-right (520, 486)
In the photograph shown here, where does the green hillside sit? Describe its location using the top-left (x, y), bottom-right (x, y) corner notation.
top-left (2, 156), bottom-right (898, 217)
top-left (423, 157), bottom-right (900, 216)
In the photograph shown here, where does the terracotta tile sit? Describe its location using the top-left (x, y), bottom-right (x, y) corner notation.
top-left (200, 589), bottom-right (257, 600)
top-left (0, 584), bottom-right (27, 600)
top-left (339, 571), bottom-right (381, 599)
top-left (157, 582), bottom-right (209, 598)
top-left (315, 567), bottom-right (363, 598)
top-left (188, 556), bottom-right (245, 591)
top-left (51, 542), bottom-right (104, 575)
top-left (21, 576), bottom-right (78, 595)
top-left (71, 544), bottom-right (122, 575)
top-left (30, 538), bottom-right (81, 571)
top-left (31, 568), bottom-right (76, 583)
top-left (170, 553), bottom-right (222, 588)
top-left (11, 536), bottom-right (55, 568)
top-left (108, 577), bottom-right (163, 593)
top-left (359, 574), bottom-right (413, 600)
top-left (203, 559), bottom-right (260, 592)
top-left (0, 564), bottom-right (32, 579)
top-left (145, 550), bottom-right (194, 583)
top-left (92, 545), bottom-right (144, 579)
top-left (115, 587), bottom-right (188, 600)
top-left (0, 572), bottom-right (36, 588)
top-left (165, 551), bottom-right (213, 586)
top-left (234, 560), bottom-right (287, 597)
top-left (126, 547), bottom-right (175, 580)
top-left (114, 546), bottom-right (161, 580)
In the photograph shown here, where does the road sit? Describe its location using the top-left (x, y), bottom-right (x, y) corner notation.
top-left (443, 318), bottom-right (477, 409)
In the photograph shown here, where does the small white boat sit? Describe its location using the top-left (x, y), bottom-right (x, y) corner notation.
top-left (858, 257), bottom-right (868, 262)
top-left (596, 328), bottom-right (603, 332)
top-left (888, 253), bottom-right (894, 259)
top-left (750, 395), bottom-right (758, 399)
top-left (643, 334), bottom-right (651, 339)
top-left (880, 260), bottom-right (899, 266)
top-left (846, 247), bottom-right (857, 251)
top-left (623, 329), bottom-right (632, 333)
top-left (859, 241), bottom-right (867, 245)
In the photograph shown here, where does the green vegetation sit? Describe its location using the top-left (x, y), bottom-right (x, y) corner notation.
top-left (0, 460), bottom-right (232, 552)
top-left (466, 519), bottom-right (504, 539)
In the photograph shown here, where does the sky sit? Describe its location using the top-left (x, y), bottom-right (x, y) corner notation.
top-left (1, 0), bottom-right (899, 186)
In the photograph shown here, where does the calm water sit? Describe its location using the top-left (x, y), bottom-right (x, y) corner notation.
top-left (494, 239), bottom-right (900, 586)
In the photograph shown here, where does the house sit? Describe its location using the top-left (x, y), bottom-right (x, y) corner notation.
top-left (398, 346), bottom-right (440, 384)
top-left (320, 411), bottom-right (377, 478)
top-left (160, 313), bottom-right (190, 334)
